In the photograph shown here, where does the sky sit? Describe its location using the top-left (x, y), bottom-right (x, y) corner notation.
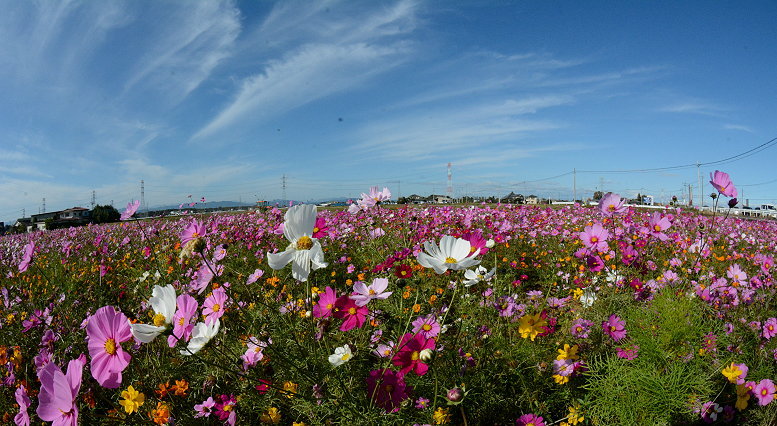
top-left (2, 0), bottom-right (777, 223)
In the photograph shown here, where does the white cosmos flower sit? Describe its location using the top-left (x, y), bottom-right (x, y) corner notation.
top-left (131, 284), bottom-right (176, 344)
top-left (416, 235), bottom-right (480, 274)
top-left (580, 287), bottom-right (597, 308)
top-left (267, 204), bottom-right (328, 282)
top-left (180, 319), bottom-right (220, 356)
top-left (463, 266), bottom-right (496, 287)
top-left (328, 345), bottom-right (353, 367)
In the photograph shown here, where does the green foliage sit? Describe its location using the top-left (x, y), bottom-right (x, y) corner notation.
top-left (91, 204), bottom-right (120, 223)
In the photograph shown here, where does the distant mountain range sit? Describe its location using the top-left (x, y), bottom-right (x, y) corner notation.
top-left (148, 198), bottom-right (353, 211)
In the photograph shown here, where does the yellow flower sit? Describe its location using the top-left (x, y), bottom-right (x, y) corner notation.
top-left (119, 385), bottom-right (145, 414)
top-left (553, 374), bottom-right (570, 384)
top-left (571, 288), bottom-right (583, 299)
top-left (721, 363), bottom-right (743, 383)
top-left (260, 407), bottom-right (281, 424)
top-left (433, 407), bottom-right (451, 424)
top-left (283, 381), bottom-right (299, 398)
top-left (557, 344), bottom-right (579, 361)
top-left (518, 313), bottom-right (547, 341)
top-left (567, 404), bottom-right (584, 425)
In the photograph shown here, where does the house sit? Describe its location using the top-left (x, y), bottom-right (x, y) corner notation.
top-left (407, 194), bottom-right (427, 204)
top-left (29, 211), bottom-right (59, 231)
top-left (501, 192), bottom-right (524, 204)
top-left (525, 195), bottom-right (539, 205)
top-left (431, 194), bottom-right (453, 204)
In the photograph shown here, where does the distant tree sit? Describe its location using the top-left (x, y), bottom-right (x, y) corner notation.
top-left (91, 204), bottom-right (120, 224)
top-left (397, 196), bottom-right (408, 205)
top-left (593, 191), bottom-right (604, 201)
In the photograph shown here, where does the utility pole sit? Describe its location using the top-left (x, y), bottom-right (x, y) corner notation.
top-left (688, 184), bottom-right (693, 207)
top-left (447, 162), bottom-right (453, 200)
top-left (573, 168), bottom-right (577, 202)
top-left (140, 180), bottom-right (145, 214)
top-left (696, 163), bottom-right (702, 209)
top-left (281, 175), bottom-right (287, 202)
top-left (42, 197), bottom-right (46, 213)
top-left (91, 190), bottom-right (96, 208)
top-left (22, 208), bottom-right (25, 218)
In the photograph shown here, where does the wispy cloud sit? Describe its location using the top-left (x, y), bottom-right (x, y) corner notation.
top-left (192, 0), bottom-right (419, 141)
top-left (723, 124), bottom-right (755, 133)
top-left (658, 98), bottom-right (728, 116)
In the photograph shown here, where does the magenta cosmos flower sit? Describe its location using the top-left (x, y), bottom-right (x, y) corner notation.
top-left (516, 413), bottom-right (545, 426)
top-left (461, 229), bottom-right (490, 256)
top-left (334, 295), bottom-right (369, 331)
top-left (602, 314), bottom-right (627, 342)
top-left (579, 222), bottom-right (609, 253)
top-left (393, 332), bottom-right (436, 376)
top-left (180, 219), bottom-right (207, 246)
top-left (365, 369), bottom-right (411, 413)
top-left (202, 287), bottom-right (228, 325)
top-left (350, 277), bottom-right (393, 307)
top-left (86, 306), bottom-right (132, 388)
top-left (36, 357), bottom-right (84, 425)
top-left (710, 170), bottom-right (737, 198)
top-left (313, 286), bottom-right (338, 318)
top-left (764, 318), bottom-right (777, 340)
top-left (120, 200), bottom-right (140, 220)
top-left (598, 192), bottom-right (627, 216)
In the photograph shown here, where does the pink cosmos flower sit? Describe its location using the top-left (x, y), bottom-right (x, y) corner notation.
top-left (392, 332), bottom-right (436, 376)
top-left (313, 286), bottom-right (338, 318)
top-left (411, 314), bottom-right (441, 339)
top-left (312, 217), bottom-right (329, 238)
top-left (461, 230), bottom-right (490, 256)
top-left (754, 379), bottom-right (775, 406)
top-left (646, 212), bottom-right (672, 241)
top-left (194, 396), bottom-right (216, 418)
top-left (598, 192), bottom-right (627, 217)
top-left (191, 262), bottom-right (214, 294)
top-left (710, 170), bottom-right (737, 198)
top-left (241, 336), bottom-right (266, 371)
top-left (36, 357), bottom-right (84, 425)
top-left (120, 200), bottom-right (140, 221)
top-left (727, 264), bottom-right (747, 284)
top-left (18, 241), bottom-right (35, 273)
top-left (169, 294), bottom-right (198, 347)
top-left (214, 394), bottom-right (237, 425)
top-left (763, 318), bottom-right (777, 340)
top-left (579, 222), bottom-right (610, 252)
top-left (86, 306), bottom-right (132, 388)
top-left (516, 413), bottom-right (546, 426)
top-left (213, 244), bottom-right (227, 262)
top-left (616, 345), bottom-right (639, 360)
top-left (602, 314), bottom-right (627, 342)
top-left (373, 341), bottom-right (395, 358)
top-left (14, 385), bottom-right (30, 426)
top-left (246, 268), bottom-right (264, 285)
top-left (334, 295), bottom-right (368, 331)
top-left (365, 369), bottom-right (411, 413)
top-left (350, 278), bottom-right (393, 307)
top-left (180, 219), bottom-right (207, 246)
top-left (202, 287), bottom-right (228, 325)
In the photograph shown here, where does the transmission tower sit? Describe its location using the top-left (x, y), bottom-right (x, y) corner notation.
top-left (140, 180), bottom-right (145, 213)
top-left (447, 162), bottom-right (453, 199)
top-left (281, 175), bottom-right (287, 202)
top-left (42, 197), bottom-right (46, 213)
top-left (91, 190), bottom-right (96, 208)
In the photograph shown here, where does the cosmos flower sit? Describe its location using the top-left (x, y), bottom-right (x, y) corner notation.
top-left (267, 204), bottom-right (328, 282)
top-left (416, 235), bottom-right (480, 274)
top-left (463, 265), bottom-right (496, 287)
top-left (121, 200), bottom-right (141, 221)
top-left (602, 314), bottom-right (627, 342)
top-left (328, 345), bottom-right (353, 367)
top-left (87, 306), bottom-right (133, 388)
top-left (36, 357), bottom-right (84, 425)
top-left (18, 241), bottom-right (35, 273)
top-left (131, 285), bottom-right (177, 344)
top-left (350, 277), bottom-right (392, 307)
top-left (180, 319), bottom-right (220, 356)
top-left (598, 192), bottom-right (627, 216)
top-left (366, 369), bottom-right (411, 413)
top-left (579, 222), bottom-right (610, 252)
top-left (709, 170), bottom-right (737, 198)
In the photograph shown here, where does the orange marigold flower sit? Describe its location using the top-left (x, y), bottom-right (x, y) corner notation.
top-left (172, 379), bottom-right (188, 397)
top-left (149, 402), bottom-right (171, 425)
top-left (155, 382), bottom-right (171, 398)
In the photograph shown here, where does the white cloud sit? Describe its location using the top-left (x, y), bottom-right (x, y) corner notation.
top-left (723, 124), bottom-right (755, 133)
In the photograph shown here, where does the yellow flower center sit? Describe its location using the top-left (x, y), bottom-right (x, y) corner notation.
top-left (385, 384), bottom-right (394, 393)
top-left (608, 204), bottom-right (616, 211)
top-left (326, 303), bottom-right (334, 310)
top-left (653, 225), bottom-right (661, 232)
top-left (341, 353), bottom-right (351, 361)
top-left (313, 227), bottom-right (320, 233)
top-left (610, 326), bottom-right (617, 332)
top-left (411, 351), bottom-right (419, 361)
top-left (348, 307), bottom-right (357, 315)
top-left (212, 304), bottom-right (221, 312)
top-left (192, 232), bottom-right (199, 238)
top-left (104, 338), bottom-right (117, 355)
top-left (368, 289), bottom-right (376, 295)
top-left (590, 237), bottom-right (598, 243)
top-left (444, 257), bottom-right (457, 264)
top-left (422, 324), bottom-right (432, 331)
top-left (153, 313), bottom-right (166, 327)
top-left (178, 317), bottom-right (185, 326)
top-left (469, 246), bottom-right (477, 253)
top-left (296, 236), bottom-right (313, 250)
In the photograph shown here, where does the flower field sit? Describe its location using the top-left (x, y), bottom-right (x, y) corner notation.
top-left (3, 177), bottom-right (777, 425)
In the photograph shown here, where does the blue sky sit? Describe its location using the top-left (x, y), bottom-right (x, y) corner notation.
top-left (2, 0), bottom-right (777, 223)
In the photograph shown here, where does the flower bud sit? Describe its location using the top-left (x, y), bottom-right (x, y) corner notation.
top-left (446, 387), bottom-right (464, 403)
top-left (728, 198), bottom-right (738, 208)
top-left (419, 348), bottom-right (433, 362)
top-left (485, 239), bottom-right (495, 248)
